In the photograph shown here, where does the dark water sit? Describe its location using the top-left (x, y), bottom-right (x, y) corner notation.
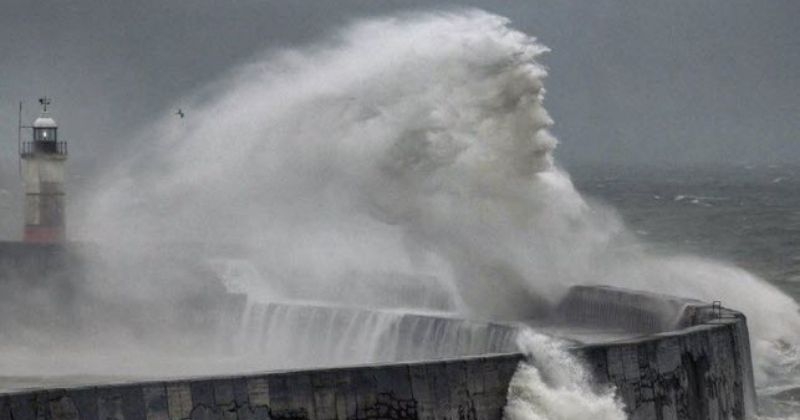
top-left (571, 163), bottom-right (800, 418)
top-left (571, 164), bottom-right (800, 296)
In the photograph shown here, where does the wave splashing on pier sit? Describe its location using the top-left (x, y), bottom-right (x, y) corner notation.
top-left (75, 9), bottom-right (800, 412)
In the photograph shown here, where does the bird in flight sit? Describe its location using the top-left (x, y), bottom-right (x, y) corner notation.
top-left (176, 109), bottom-right (185, 118)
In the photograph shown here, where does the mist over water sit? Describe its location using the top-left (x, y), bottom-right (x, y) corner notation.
top-left (78, 10), bottom-right (565, 319)
top-left (50, 8), bottom-right (800, 417)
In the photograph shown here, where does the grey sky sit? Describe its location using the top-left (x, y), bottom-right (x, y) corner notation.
top-left (1, 0), bottom-right (798, 180)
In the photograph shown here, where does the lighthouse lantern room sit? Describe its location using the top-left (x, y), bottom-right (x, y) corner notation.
top-left (20, 97), bottom-right (68, 243)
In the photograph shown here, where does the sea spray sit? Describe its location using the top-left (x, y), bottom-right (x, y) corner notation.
top-left (73, 8), bottom-right (800, 396)
top-left (504, 329), bottom-right (626, 420)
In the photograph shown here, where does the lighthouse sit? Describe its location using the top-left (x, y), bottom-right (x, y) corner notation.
top-left (20, 97), bottom-right (67, 243)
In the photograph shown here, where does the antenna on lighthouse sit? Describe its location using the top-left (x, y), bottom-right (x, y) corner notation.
top-left (17, 101), bottom-right (22, 177)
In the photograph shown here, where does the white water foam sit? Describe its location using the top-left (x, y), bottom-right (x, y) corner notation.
top-left (71, 8), bottom-right (800, 416)
top-left (224, 298), bottom-right (517, 369)
top-left (504, 329), bottom-right (626, 420)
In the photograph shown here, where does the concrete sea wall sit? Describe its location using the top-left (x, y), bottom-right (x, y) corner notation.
top-left (563, 286), bottom-right (757, 419)
top-left (0, 286), bottom-right (756, 420)
top-left (0, 354), bottom-right (523, 420)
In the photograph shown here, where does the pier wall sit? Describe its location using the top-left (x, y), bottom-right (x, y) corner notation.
top-left (562, 285), bottom-right (757, 419)
top-left (0, 354), bottom-right (523, 420)
top-left (0, 285), bottom-right (756, 420)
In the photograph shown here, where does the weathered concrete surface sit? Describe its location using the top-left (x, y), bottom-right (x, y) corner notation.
top-left (563, 285), bottom-right (757, 420)
top-left (0, 285), bottom-right (757, 420)
top-left (581, 323), bottom-right (752, 420)
top-left (0, 354), bottom-right (523, 420)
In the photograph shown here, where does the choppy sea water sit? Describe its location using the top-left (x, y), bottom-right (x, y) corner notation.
top-left (572, 163), bottom-right (800, 418)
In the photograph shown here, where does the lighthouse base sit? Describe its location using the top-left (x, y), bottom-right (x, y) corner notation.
top-left (24, 226), bottom-right (65, 244)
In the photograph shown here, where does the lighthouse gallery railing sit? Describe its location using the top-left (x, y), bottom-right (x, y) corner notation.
top-left (21, 141), bottom-right (67, 157)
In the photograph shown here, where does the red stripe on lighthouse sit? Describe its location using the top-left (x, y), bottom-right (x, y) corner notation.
top-left (24, 226), bottom-right (65, 244)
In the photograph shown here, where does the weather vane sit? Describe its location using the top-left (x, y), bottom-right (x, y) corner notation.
top-left (38, 97), bottom-right (51, 112)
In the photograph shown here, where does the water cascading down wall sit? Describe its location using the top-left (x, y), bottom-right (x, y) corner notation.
top-left (0, 243), bottom-right (756, 420)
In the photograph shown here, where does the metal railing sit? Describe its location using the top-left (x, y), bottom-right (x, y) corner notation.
top-left (21, 141), bottom-right (67, 157)
top-left (712, 301), bottom-right (722, 319)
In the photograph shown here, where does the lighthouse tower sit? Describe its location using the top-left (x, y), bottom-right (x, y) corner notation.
top-left (20, 97), bottom-right (67, 243)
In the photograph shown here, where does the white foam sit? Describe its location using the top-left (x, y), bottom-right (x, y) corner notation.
top-left (504, 329), bottom-right (626, 420)
top-left (70, 7), bottom-right (800, 402)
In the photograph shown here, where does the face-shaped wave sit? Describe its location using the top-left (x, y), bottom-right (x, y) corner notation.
top-left (74, 9), bottom-right (800, 386)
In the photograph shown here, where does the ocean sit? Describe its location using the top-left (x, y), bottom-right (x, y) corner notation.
top-left (572, 163), bottom-right (800, 418)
